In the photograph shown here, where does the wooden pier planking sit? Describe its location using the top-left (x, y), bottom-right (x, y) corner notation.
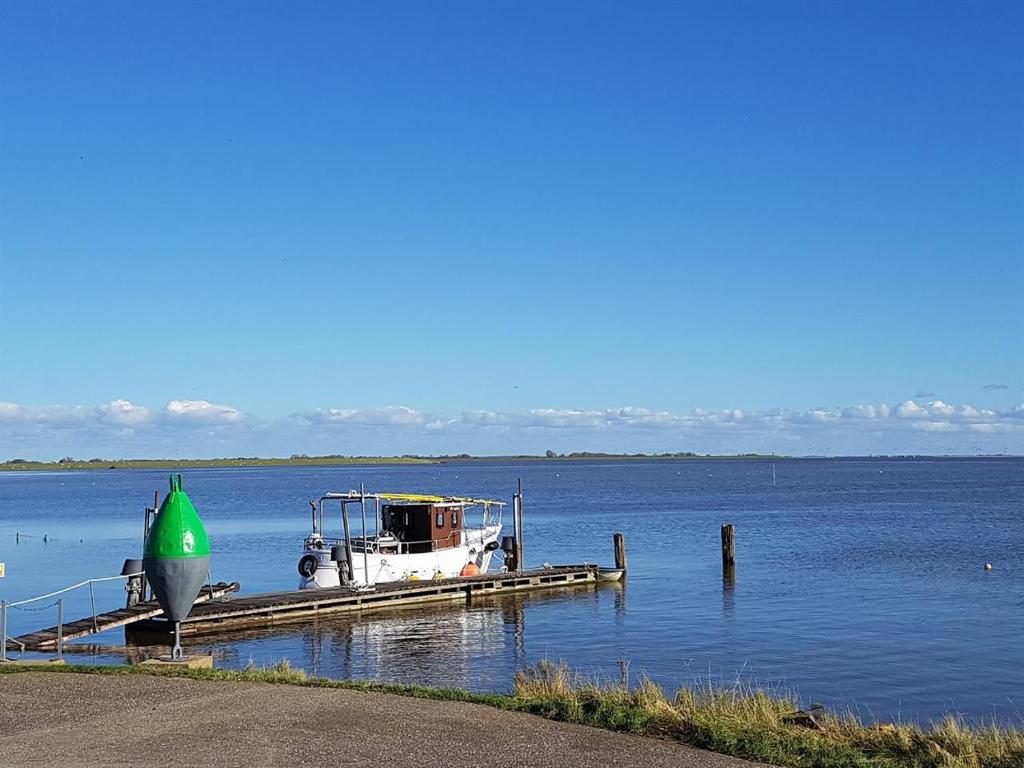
top-left (130, 566), bottom-right (599, 638)
top-left (11, 582), bottom-right (240, 651)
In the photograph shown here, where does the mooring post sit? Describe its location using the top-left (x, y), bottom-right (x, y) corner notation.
top-left (721, 524), bottom-right (735, 582)
top-left (1, 599), bottom-right (7, 662)
top-left (510, 492), bottom-right (519, 571)
top-left (56, 598), bottom-right (63, 661)
top-left (614, 532), bottom-right (627, 572)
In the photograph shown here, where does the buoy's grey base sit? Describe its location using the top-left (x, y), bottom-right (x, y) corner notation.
top-left (143, 555), bottom-right (210, 623)
top-left (140, 655), bottom-right (213, 669)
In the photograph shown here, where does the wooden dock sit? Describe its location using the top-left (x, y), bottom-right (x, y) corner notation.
top-left (129, 566), bottom-right (599, 640)
top-left (11, 582), bottom-right (240, 651)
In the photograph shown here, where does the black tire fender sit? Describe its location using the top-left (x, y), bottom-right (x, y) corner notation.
top-left (298, 554), bottom-right (319, 578)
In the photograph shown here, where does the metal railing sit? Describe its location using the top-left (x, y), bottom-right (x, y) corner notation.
top-left (1, 571), bottom-right (142, 662)
top-left (307, 528), bottom-right (492, 556)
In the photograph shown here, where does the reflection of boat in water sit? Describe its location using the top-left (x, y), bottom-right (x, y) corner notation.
top-left (297, 490), bottom-right (505, 589)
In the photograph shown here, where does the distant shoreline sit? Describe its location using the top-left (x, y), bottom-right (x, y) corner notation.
top-left (0, 453), bottom-right (1018, 472)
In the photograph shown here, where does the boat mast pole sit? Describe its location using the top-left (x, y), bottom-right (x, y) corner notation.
top-left (360, 483), bottom-right (369, 586)
top-left (341, 500), bottom-right (354, 584)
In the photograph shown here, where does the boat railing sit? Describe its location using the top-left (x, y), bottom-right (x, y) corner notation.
top-left (307, 528), bottom-right (488, 557)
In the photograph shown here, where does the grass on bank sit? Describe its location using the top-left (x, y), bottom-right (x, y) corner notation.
top-left (0, 452), bottom-right (784, 472)
top-left (1, 660), bottom-right (1021, 768)
top-left (0, 456), bottom-right (438, 471)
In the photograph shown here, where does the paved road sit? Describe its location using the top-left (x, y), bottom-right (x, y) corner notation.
top-left (0, 672), bottom-right (770, 768)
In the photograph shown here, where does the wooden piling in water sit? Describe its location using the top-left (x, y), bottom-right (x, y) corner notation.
top-left (721, 524), bottom-right (735, 582)
top-left (614, 532), bottom-right (627, 572)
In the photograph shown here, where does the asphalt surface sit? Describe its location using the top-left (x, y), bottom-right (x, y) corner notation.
top-left (0, 672), bottom-right (772, 768)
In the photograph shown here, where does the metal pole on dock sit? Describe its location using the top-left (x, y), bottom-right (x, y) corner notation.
top-left (513, 479), bottom-right (524, 572)
top-left (614, 532), bottom-right (627, 572)
top-left (518, 478), bottom-right (525, 571)
top-left (360, 483), bottom-right (369, 586)
top-left (721, 524), bottom-right (736, 582)
top-left (341, 502), bottom-right (354, 584)
top-left (1, 600), bottom-right (7, 661)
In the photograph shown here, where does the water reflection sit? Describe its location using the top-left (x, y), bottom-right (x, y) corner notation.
top-left (722, 578), bottom-right (735, 620)
top-left (62, 583), bottom-right (628, 691)
top-left (113, 586), bottom-right (605, 690)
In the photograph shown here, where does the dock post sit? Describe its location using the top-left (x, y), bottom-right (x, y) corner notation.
top-left (721, 524), bottom-right (735, 582)
top-left (517, 478), bottom-right (524, 572)
top-left (1, 600), bottom-right (6, 661)
top-left (614, 532), bottom-right (627, 572)
top-left (56, 599), bottom-right (63, 661)
top-left (359, 483), bottom-right (369, 586)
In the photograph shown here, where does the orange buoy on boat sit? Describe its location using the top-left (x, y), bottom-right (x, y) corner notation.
top-left (460, 562), bottom-right (481, 577)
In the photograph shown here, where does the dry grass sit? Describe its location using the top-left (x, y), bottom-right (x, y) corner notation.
top-left (512, 661), bottom-right (1024, 768)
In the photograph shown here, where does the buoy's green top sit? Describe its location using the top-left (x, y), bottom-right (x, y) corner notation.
top-left (144, 474), bottom-right (210, 559)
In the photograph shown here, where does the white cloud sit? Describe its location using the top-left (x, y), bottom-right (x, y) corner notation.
top-left (164, 400), bottom-right (242, 423)
top-left (299, 405), bottom-right (424, 426)
top-left (895, 400), bottom-right (928, 419)
top-left (96, 399), bottom-right (151, 425)
top-left (911, 421), bottom-right (957, 432)
top-left (841, 404), bottom-right (890, 419)
top-left (0, 402), bottom-right (91, 427)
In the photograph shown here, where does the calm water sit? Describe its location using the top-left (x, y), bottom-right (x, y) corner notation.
top-left (1, 458), bottom-right (1021, 724)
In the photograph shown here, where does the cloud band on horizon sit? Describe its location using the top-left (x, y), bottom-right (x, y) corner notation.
top-left (1, 397), bottom-right (1022, 460)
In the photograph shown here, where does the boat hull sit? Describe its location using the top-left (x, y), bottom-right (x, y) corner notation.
top-left (299, 524), bottom-right (503, 589)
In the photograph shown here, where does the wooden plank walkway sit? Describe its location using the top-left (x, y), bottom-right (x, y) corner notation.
top-left (11, 582), bottom-right (240, 651)
top-left (130, 566), bottom-right (598, 639)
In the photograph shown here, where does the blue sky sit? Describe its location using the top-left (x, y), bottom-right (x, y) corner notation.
top-left (1, 2), bottom-right (1021, 458)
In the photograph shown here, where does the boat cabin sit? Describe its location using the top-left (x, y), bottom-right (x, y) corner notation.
top-left (380, 502), bottom-right (463, 553)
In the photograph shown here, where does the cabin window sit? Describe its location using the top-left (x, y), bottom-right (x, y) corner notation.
top-left (451, 509), bottom-right (459, 527)
top-left (436, 511), bottom-right (445, 528)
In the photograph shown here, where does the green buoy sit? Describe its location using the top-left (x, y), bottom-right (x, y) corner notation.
top-left (143, 474), bottom-right (210, 660)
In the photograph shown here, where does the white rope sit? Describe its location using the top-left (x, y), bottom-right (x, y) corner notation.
top-left (9, 572), bottom-right (143, 607)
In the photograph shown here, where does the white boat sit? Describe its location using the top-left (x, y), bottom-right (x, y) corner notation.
top-left (297, 490), bottom-right (506, 589)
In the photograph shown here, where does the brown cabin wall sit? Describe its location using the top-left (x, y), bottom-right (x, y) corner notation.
top-left (430, 504), bottom-right (462, 548)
